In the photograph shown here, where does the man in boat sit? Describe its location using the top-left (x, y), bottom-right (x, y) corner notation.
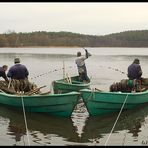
top-left (110, 59), bottom-right (144, 92)
top-left (128, 58), bottom-right (142, 80)
top-left (127, 58), bottom-right (143, 91)
top-left (7, 58), bottom-right (31, 92)
top-left (0, 65), bottom-right (9, 83)
top-left (75, 49), bottom-right (91, 82)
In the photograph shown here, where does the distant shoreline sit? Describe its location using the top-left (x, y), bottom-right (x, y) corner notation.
top-left (0, 46), bottom-right (147, 48)
top-left (1, 30), bottom-right (148, 48)
top-left (0, 46), bottom-right (82, 48)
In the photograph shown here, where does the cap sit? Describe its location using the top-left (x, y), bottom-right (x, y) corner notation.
top-left (133, 58), bottom-right (140, 64)
top-left (14, 58), bottom-right (20, 63)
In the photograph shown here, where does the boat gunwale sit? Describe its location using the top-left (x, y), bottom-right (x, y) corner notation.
top-left (80, 89), bottom-right (148, 96)
top-left (54, 80), bottom-right (91, 87)
top-left (0, 91), bottom-right (80, 98)
top-left (54, 75), bottom-right (91, 87)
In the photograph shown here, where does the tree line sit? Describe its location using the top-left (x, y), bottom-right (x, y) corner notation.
top-left (0, 30), bottom-right (148, 47)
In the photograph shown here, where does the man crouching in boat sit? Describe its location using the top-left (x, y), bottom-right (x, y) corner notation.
top-left (7, 58), bottom-right (32, 93)
top-left (75, 49), bottom-right (91, 83)
top-left (128, 58), bottom-right (142, 80)
top-left (127, 58), bottom-right (143, 92)
top-left (110, 59), bottom-right (146, 92)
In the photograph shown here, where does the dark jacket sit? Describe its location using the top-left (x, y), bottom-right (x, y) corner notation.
top-left (7, 64), bottom-right (29, 80)
top-left (0, 67), bottom-right (9, 82)
top-left (128, 63), bottom-right (142, 80)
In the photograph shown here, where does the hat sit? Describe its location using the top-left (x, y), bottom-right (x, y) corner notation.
top-left (14, 58), bottom-right (20, 63)
top-left (133, 58), bottom-right (140, 64)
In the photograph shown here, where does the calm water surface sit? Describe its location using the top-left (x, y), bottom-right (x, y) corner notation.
top-left (0, 47), bottom-right (148, 145)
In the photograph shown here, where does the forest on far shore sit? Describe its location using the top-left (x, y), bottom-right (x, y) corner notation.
top-left (0, 30), bottom-right (148, 47)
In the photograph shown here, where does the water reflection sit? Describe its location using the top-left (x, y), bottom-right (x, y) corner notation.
top-left (0, 105), bottom-right (80, 145)
top-left (71, 99), bottom-right (89, 139)
top-left (80, 103), bottom-right (148, 145)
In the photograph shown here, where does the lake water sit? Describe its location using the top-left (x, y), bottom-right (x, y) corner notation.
top-left (0, 47), bottom-right (148, 145)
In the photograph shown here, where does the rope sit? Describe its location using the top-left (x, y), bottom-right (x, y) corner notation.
top-left (87, 88), bottom-right (95, 102)
top-left (104, 93), bottom-right (129, 146)
top-left (30, 66), bottom-right (74, 80)
top-left (98, 65), bottom-right (127, 76)
top-left (21, 93), bottom-right (30, 146)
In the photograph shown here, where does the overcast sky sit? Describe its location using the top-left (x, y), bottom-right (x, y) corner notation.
top-left (0, 2), bottom-right (148, 35)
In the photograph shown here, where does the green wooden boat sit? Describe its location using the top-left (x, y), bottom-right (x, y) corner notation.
top-left (80, 89), bottom-right (148, 116)
top-left (0, 91), bottom-right (80, 117)
top-left (53, 75), bottom-right (91, 93)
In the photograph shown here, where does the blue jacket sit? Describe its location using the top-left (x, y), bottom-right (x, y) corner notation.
top-left (7, 64), bottom-right (29, 80)
top-left (128, 63), bottom-right (142, 80)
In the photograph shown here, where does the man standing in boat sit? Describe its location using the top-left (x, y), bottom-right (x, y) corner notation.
top-left (75, 48), bottom-right (91, 82)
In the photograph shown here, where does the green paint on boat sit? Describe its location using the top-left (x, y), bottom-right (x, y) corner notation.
top-left (53, 75), bottom-right (91, 93)
top-left (80, 89), bottom-right (148, 116)
top-left (0, 91), bottom-right (80, 117)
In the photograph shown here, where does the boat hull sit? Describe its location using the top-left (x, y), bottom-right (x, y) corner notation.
top-left (80, 89), bottom-right (148, 116)
top-left (0, 91), bottom-right (80, 117)
top-left (53, 76), bottom-right (91, 93)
